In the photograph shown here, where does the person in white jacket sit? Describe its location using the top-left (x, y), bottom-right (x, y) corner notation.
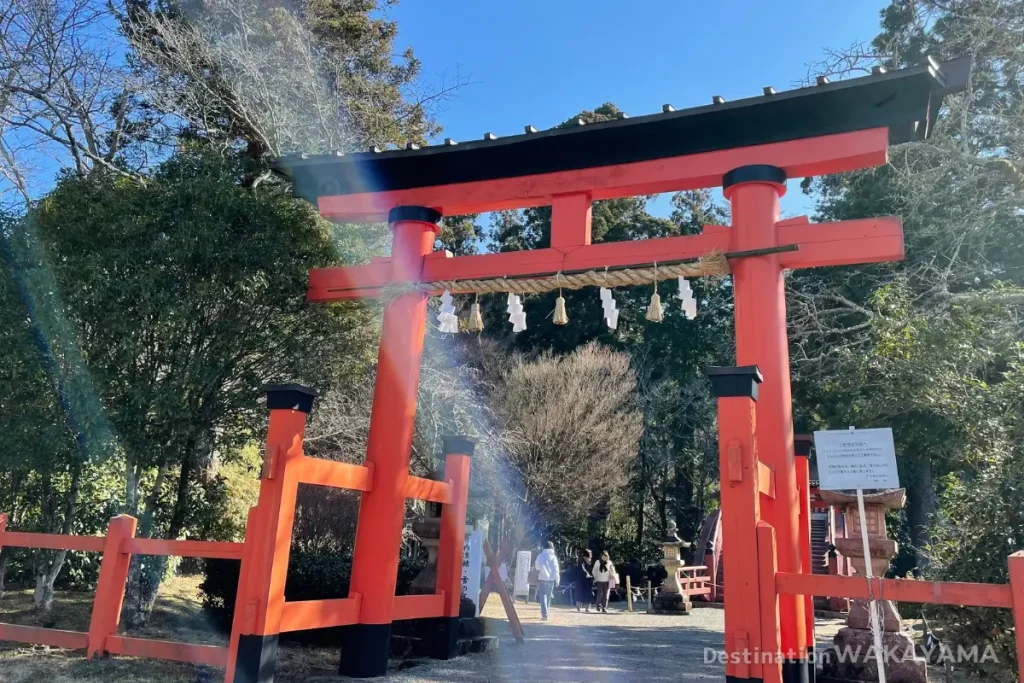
top-left (534, 541), bottom-right (560, 620)
top-left (591, 551), bottom-right (617, 613)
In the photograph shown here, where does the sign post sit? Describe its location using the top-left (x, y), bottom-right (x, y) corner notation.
top-left (815, 427), bottom-right (900, 683)
top-left (514, 550), bottom-right (532, 601)
top-left (461, 529), bottom-right (483, 616)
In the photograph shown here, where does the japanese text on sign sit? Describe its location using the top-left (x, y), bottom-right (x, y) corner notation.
top-left (814, 427), bottom-right (899, 490)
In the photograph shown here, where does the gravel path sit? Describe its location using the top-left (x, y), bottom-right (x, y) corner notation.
top-left (388, 600), bottom-right (730, 683)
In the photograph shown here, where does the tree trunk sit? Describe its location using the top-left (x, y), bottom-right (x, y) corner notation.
top-left (121, 435), bottom-right (200, 630)
top-left (658, 489), bottom-right (667, 536)
top-left (0, 550), bottom-right (10, 596)
top-left (33, 460), bottom-right (83, 613)
top-left (120, 462), bottom-right (168, 629)
top-left (907, 457), bottom-right (937, 570)
top-left (635, 496), bottom-right (645, 546)
top-left (0, 470), bottom-right (22, 596)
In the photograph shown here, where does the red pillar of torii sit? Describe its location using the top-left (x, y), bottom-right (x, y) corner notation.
top-left (271, 56), bottom-right (968, 681)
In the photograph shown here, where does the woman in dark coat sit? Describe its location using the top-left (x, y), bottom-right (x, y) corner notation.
top-left (572, 549), bottom-right (594, 612)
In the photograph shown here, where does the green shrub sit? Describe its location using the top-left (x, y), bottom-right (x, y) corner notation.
top-left (200, 550), bottom-right (425, 632)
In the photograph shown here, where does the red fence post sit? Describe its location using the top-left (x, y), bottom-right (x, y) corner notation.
top-left (86, 514), bottom-right (138, 658)
top-left (433, 435), bottom-right (475, 659)
top-left (1009, 552), bottom-right (1024, 681)
top-left (794, 442), bottom-right (816, 672)
top-left (225, 505), bottom-right (260, 683)
top-left (224, 384), bottom-right (315, 683)
top-left (758, 522), bottom-right (784, 683)
top-left (707, 365), bottom-right (765, 682)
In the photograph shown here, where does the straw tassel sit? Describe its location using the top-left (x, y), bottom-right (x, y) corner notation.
top-left (646, 291), bottom-right (663, 322)
top-left (553, 275), bottom-right (569, 325)
top-left (646, 263), bottom-right (664, 322)
top-left (467, 294), bottom-right (484, 332)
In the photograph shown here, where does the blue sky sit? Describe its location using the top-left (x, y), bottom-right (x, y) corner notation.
top-left (387, 0), bottom-right (890, 218)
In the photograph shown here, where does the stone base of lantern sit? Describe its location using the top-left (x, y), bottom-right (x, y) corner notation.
top-left (848, 598), bottom-right (902, 632)
top-left (821, 627), bottom-right (926, 683)
top-left (651, 591), bottom-right (692, 615)
top-left (409, 563), bottom-right (438, 595)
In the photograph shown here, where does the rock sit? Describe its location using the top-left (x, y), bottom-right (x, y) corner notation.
top-left (651, 591), bottom-right (692, 615)
top-left (821, 627), bottom-right (926, 683)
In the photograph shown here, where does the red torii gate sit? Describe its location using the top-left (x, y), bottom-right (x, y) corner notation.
top-left (256, 56), bottom-right (969, 682)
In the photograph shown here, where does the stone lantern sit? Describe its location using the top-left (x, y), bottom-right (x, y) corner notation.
top-left (409, 501), bottom-right (443, 595)
top-left (819, 488), bottom-right (925, 683)
top-left (652, 520), bottom-right (693, 615)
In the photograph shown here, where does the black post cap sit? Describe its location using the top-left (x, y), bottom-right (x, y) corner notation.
top-left (794, 434), bottom-right (813, 457)
top-left (722, 164), bottom-right (787, 190)
top-left (263, 384), bottom-right (317, 414)
top-left (388, 206), bottom-right (442, 225)
top-left (442, 435), bottom-right (478, 457)
top-left (705, 365), bottom-right (764, 400)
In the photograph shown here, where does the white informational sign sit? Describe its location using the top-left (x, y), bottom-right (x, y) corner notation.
top-left (461, 530), bottom-right (483, 616)
top-left (815, 427), bottom-right (898, 683)
top-left (513, 550), bottom-right (532, 598)
top-left (814, 427), bottom-right (900, 490)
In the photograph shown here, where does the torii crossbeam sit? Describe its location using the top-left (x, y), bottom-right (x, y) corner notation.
top-left (256, 56), bottom-right (969, 683)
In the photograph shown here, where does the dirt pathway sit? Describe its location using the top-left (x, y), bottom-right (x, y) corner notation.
top-left (388, 601), bottom-right (728, 683)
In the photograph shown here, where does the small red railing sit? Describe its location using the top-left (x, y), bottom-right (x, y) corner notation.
top-left (763, 523), bottom-right (1024, 679)
top-left (0, 512), bottom-right (241, 668)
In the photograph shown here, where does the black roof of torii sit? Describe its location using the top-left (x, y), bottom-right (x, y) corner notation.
top-left (270, 56), bottom-right (971, 202)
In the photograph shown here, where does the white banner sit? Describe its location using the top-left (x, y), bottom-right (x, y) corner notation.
top-left (461, 529), bottom-right (483, 616)
top-left (513, 550), bottom-right (532, 598)
top-left (815, 427), bottom-right (900, 490)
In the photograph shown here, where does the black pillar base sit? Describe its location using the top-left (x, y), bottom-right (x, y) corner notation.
top-left (726, 676), bottom-right (764, 683)
top-left (233, 634), bottom-right (279, 683)
top-left (783, 657), bottom-right (810, 683)
top-left (807, 646), bottom-right (816, 683)
top-left (339, 623), bottom-right (392, 678)
top-left (430, 616), bottom-right (460, 660)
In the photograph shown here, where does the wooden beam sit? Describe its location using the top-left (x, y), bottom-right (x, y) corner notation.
top-left (105, 636), bottom-right (228, 667)
top-left (308, 227), bottom-right (731, 302)
top-left (402, 476), bottom-right (451, 504)
top-left (424, 248), bottom-right (567, 284)
top-left (757, 522), bottom-right (783, 683)
top-left (550, 193), bottom-right (593, 249)
top-left (0, 531), bottom-right (104, 553)
top-left (121, 538), bottom-right (243, 560)
top-left (778, 217), bottom-right (904, 270)
top-left (308, 261), bottom-right (391, 303)
top-left (757, 462), bottom-right (776, 499)
top-left (317, 129), bottom-right (889, 222)
top-left (479, 525), bottom-right (525, 610)
top-left (295, 457), bottom-right (373, 491)
top-left (305, 215), bottom-right (903, 303)
top-left (775, 572), bottom-right (1014, 609)
top-left (0, 623), bottom-right (87, 650)
top-left (1009, 552), bottom-right (1024, 679)
top-left (482, 539), bottom-right (525, 644)
top-left (561, 229), bottom-right (729, 271)
top-left (279, 595), bottom-right (361, 632)
top-left (392, 593), bottom-right (446, 621)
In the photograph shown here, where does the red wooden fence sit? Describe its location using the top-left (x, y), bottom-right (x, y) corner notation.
top-left (0, 511), bottom-right (239, 668)
top-left (2, 519), bottom-right (1022, 680)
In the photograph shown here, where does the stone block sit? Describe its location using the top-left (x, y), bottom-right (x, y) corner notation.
top-left (848, 599), bottom-right (902, 632)
top-left (651, 591), bottom-right (692, 614)
top-left (821, 627), bottom-right (926, 683)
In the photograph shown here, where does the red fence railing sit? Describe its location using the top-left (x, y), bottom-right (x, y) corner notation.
top-left (0, 512), bottom-right (240, 668)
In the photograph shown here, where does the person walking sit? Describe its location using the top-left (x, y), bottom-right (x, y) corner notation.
top-left (534, 541), bottom-right (560, 621)
top-left (592, 551), bottom-right (617, 613)
top-left (572, 549), bottom-right (595, 612)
